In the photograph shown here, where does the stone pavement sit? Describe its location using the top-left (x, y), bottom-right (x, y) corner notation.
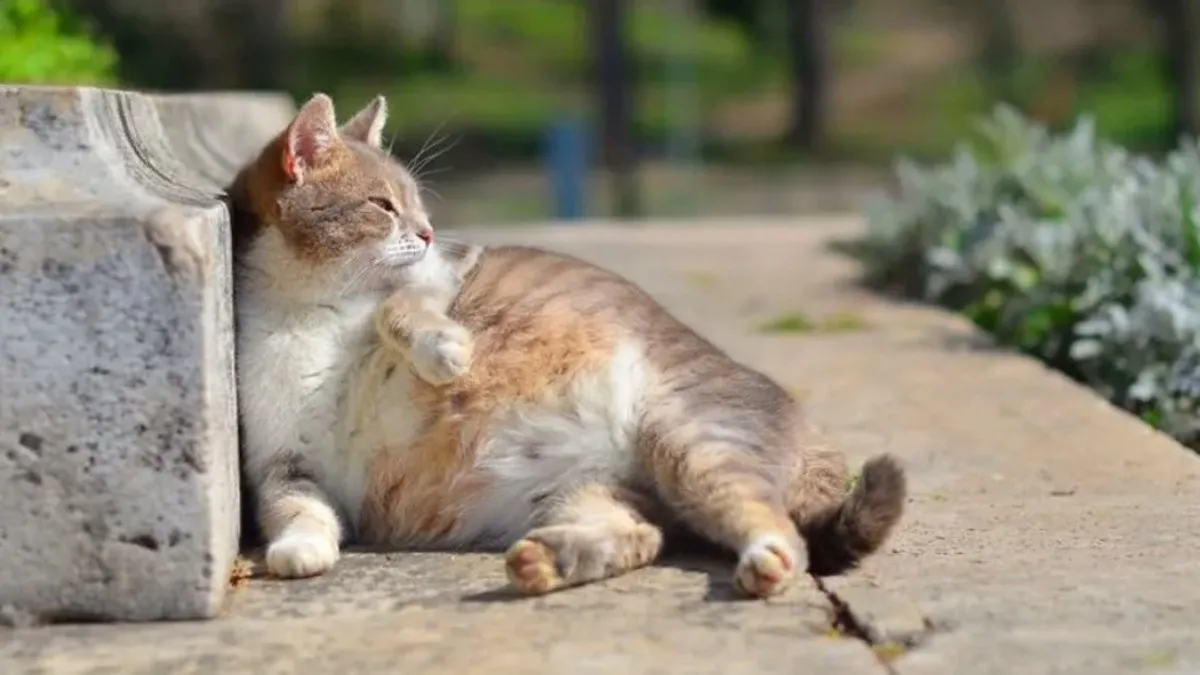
top-left (5, 219), bottom-right (1200, 674)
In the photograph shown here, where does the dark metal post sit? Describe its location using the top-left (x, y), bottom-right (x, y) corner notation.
top-left (589, 0), bottom-right (641, 218)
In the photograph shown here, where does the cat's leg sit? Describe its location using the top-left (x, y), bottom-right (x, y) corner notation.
top-left (645, 438), bottom-right (803, 598)
top-left (253, 452), bottom-right (343, 578)
top-left (374, 286), bottom-right (472, 385)
top-left (505, 484), bottom-right (663, 595)
top-left (784, 443), bottom-right (851, 526)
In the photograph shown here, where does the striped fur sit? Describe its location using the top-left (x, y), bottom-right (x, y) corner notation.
top-left (231, 94), bottom-right (906, 597)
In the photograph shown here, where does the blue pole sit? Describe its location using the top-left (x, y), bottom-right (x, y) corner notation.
top-left (545, 118), bottom-right (588, 221)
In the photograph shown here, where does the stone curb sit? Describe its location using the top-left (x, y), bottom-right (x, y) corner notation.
top-left (0, 86), bottom-right (294, 622)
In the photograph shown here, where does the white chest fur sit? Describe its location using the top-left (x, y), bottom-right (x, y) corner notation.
top-left (236, 295), bottom-right (388, 524)
top-left (235, 236), bottom-right (457, 529)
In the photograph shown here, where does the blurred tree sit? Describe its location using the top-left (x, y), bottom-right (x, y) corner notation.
top-left (62, 0), bottom-right (223, 89)
top-left (588, 0), bottom-right (641, 218)
top-left (1149, 0), bottom-right (1198, 139)
top-left (430, 0), bottom-right (456, 67)
top-left (701, 0), bottom-right (766, 42)
top-left (0, 0), bottom-right (117, 84)
top-left (977, 0), bottom-right (1019, 104)
top-left (218, 0), bottom-right (288, 90)
top-left (783, 0), bottom-right (830, 151)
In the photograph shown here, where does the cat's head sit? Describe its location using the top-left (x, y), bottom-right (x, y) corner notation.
top-left (232, 93), bottom-right (432, 298)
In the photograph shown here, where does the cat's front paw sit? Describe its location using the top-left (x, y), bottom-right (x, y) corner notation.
top-left (411, 322), bottom-right (473, 385)
top-left (265, 531), bottom-right (339, 579)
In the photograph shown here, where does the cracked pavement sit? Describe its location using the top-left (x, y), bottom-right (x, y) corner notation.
top-left (5, 219), bottom-right (1200, 674)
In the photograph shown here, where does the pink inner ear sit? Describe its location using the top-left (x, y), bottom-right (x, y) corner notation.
top-left (281, 145), bottom-right (301, 182)
top-left (292, 120), bottom-right (330, 164)
top-left (283, 96), bottom-right (337, 182)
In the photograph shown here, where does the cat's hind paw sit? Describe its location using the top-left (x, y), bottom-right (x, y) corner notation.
top-left (265, 531), bottom-right (339, 579)
top-left (505, 539), bottom-right (563, 595)
top-left (734, 535), bottom-right (798, 598)
top-left (411, 323), bottom-right (473, 386)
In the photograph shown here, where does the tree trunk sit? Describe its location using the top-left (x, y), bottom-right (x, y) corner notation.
top-left (588, 0), bottom-right (640, 218)
top-left (783, 0), bottom-right (830, 152)
top-left (1156, 0), bottom-right (1198, 140)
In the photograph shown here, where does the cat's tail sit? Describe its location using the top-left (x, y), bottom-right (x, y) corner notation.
top-left (796, 454), bottom-right (907, 576)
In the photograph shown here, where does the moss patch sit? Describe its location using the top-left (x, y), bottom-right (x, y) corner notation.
top-left (683, 271), bottom-right (721, 288)
top-left (758, 310), bottom-right (869, 334)
top-left (872, 642), bottom-right (909, 663)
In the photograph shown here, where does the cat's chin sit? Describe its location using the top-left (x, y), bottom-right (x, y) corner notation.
top-left (370, 255), bottom-right (430, 290)
top-left (398, 250), bottom-right (429, 266)
top-left (388, 244), bottom-right (431, 267)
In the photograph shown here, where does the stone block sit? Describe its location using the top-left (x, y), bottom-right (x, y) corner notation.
top-left (0, 86), bottom-right (293, 622)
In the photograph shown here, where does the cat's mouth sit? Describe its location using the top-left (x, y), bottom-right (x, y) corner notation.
top-left (403, 244), bottom-right (431, 265)
top-left (381, 237), bottom-right (431, 268)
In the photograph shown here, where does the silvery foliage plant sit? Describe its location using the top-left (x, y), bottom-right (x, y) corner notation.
top-left (858, 105), bottom-right (1200, 448)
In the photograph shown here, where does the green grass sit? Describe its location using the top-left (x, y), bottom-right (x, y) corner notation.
top-left (285, 1), bottom-right (1192, 167)
top-left (1075, 48), bottom-right (1174, 149)
top-left (315, 0), bottom-right (782, 142)
top-left (757, 310), bottom-right (868, 334)
top-left (835, 47), bottom-right (1183, 161)
top-left (759, 312), bottom-right (817, 333)
top-left (837, 26), bottom-right (889, 71)
top-left (683, 271), bottom-right (721, 288)
top-left (292, 0), bottom-right (912, 163)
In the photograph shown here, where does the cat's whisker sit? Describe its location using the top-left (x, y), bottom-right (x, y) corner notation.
top-left (416, 166), bottom-right (453, 181)
top-left (409, 117), bottom-right (453, 175)
top-left (410, 136), bottom-right (459, 180)
top-left (336, 254), bottom-right (382, 295)
top-left (420, 184), bottom-right (445, 203)
top-left (409, 125), bottom-right (458, 179)
top-left (336, 269), bottom-right (364, 296)
top-left (436, 235), bottom-right (466, 248)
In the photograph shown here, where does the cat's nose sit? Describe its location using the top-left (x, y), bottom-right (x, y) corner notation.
top-left (416, 227), bottom-right (433, 245)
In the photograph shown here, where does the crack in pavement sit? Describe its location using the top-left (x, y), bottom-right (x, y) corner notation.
top-left (815, 577), bottom-right (941, 674)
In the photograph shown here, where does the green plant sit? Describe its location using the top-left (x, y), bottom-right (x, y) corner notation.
top-left (0, 0), bottom-right (117, 85)
top-left (759, 312), bottom-right (816, 333)
top-left (757, 310), bottom-right (869, 334)
top-left (854, 105), bottom-right (1200, 450)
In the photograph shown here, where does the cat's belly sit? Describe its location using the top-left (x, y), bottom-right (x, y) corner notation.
top-left (357, 339), bottom-right (652, 549)
top-left (457, 339), bottom-right (654, 546)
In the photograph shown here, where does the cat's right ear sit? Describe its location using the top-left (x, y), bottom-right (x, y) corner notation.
top-left (340, 95), bottom-right (388, 148)
top-left (283, 93), bottom-right (338, 184)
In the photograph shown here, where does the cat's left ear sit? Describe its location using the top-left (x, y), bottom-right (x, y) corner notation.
top-left (283, 93), bottom-right (339, 184)
top-left (340, 95), bottom-right (388, 148)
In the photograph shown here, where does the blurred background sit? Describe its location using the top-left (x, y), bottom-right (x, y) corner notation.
top-left (4, 0), bottom-right (1199, 226)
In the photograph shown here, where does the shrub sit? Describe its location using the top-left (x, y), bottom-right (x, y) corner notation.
top-left (0, 0), bottom-right (117, 85)
top-left (855, 105), bottom-right (1200, 450)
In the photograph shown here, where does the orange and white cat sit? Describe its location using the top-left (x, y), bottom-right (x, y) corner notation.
top-left (229, 93), bottom-right (906, 597)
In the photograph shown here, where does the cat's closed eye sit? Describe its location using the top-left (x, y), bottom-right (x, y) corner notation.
top-left (368, 196), bottom-right (400, 215)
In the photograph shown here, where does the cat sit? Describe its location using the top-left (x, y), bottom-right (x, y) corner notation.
top-left (227, 92), bottom-right (907, 598)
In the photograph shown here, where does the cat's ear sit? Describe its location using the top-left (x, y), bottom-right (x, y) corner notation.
top-left (282, 93), bottom-right (339, 184)
top-left (340, 95), bottom-right (388, 148)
